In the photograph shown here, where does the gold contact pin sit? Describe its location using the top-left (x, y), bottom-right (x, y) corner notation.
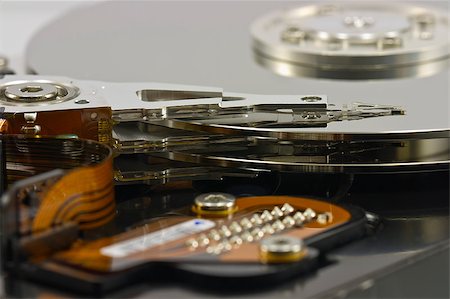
top-left (293, 211), bottom-right (306, 226)
top-left (282, 216), bottom-right (295, 228)
top-left (271, 206), bottom-right (284, 219)
top-left (303, 208), bottom-right (316, 221)
top-left (261, 210), bottom-right (274, 222)
top-left (281, 203), bottom-right (295, 215)
top-left (240, 218), bottom-right (253, 230)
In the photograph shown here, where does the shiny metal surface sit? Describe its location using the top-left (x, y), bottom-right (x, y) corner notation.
top-left (1, 75), bottom-right (448, 140)
top-left (24, 1), bottom-right (450, 137)
top-left (113, 154), bottom-right (257, 185)
top-left (260, 235), bottom-right (304, 254)
top-left (163, 137), bottom-right (450, 173)
top-left (0, 74), bottom-right (446, 172)
top-left (11, 2), bottom-right (450, 298)
top-left (3, 174), bottom-right (448, 298)
top-left (0, 57), bottom-right (13, 76)
top-left (4, 83), bottom-right (58, 102)
top-left (114, 120), bottom-right (450, 174)
top-left (251, 3), bottom-right (450, 79)
top-left (0, 56), bottom-right (10, 74)
top-left (254, 47), bottom-right (450, 80)
top-left (194, 193), bottom-right (236, 211)
top-left (0, 79), bottom-right (79, 106)
top-left (259, 235), bottom-right (305, 263)
top-left (0, 57), bottom-right (6, 68)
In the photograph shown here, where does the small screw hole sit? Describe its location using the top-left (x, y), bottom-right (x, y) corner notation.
top-left (75, 99), bottom-right (90, 104)
top-left (20, 86), bottom-right (43, 93)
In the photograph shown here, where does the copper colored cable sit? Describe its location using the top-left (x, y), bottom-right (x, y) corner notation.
top-left (2, 135), bottom-right (114, 233)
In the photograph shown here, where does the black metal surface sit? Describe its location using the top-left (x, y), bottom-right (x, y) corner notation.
top-left (2, 171), bottom-right (448, 298)
top-left (0, 138), bottom-right (5, 197)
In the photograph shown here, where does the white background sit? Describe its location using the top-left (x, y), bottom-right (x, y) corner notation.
top-left (0, 1), bottom-right (100, 73)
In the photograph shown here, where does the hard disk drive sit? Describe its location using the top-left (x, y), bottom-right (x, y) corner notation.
top-left (0, 1), bottom-right (449, 298)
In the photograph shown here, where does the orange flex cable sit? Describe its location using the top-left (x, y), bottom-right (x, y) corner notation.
top-left (32, 155), bottom-right (114, 232)
top-left (0, 118), bottom-right (8, 133)
top-left (2, 135), bottom-right (114, 233)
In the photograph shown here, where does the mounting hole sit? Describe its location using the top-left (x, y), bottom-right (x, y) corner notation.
top-left (20, 86), bottom-right (44, 93)
top-left (301, 96), bottom-right (322, 102)
top-left (0, 80), bottom-right (79, 106)
top-left (75, 99), bottom-right (90, 104)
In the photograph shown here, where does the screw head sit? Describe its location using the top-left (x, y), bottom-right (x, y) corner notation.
top-left (260, 236), bottom-right (303, 254)
top-left (259, 236), bottom-right (306, 263)
top-left (194, 193), bottom-right (236, 211)
top-left (281, 26), bottom-right (306, 44)
top-left (5, 83), bottom-right (58, 102)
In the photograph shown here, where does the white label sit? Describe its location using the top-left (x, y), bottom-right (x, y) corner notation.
top-left (100, 219), bottom-right (215, 258)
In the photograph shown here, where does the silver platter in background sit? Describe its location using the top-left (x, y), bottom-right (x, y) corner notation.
top-left (251, 3), bottom-right (450, 80)
top-left (26, 1), bottom-right (449, 88)
top-left (24, 1), bottom-right (449, 173)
